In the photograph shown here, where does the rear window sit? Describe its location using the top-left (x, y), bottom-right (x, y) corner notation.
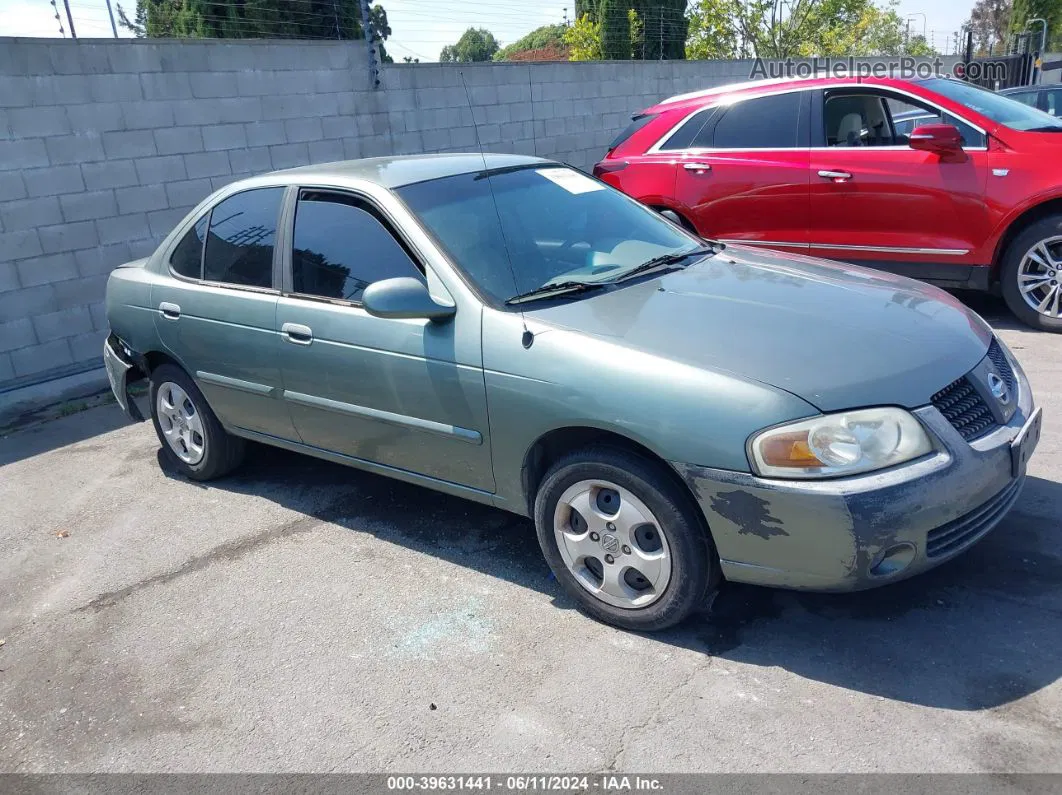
top-left (608, 113), bottom-right (658, 151)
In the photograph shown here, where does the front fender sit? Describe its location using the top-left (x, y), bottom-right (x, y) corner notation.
top-left (481, 309), bottom-right (818, 513)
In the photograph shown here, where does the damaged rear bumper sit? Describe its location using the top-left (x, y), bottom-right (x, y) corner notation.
top-left (673, 371), bottom-right (1039, 592)
top-left (103, 333), bottom-right (145, 422)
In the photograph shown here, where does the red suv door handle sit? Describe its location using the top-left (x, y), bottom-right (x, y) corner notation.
top-left (683, 162), bottom-right (713, 173)
top-left (818, 170), bottom-right (852, 182)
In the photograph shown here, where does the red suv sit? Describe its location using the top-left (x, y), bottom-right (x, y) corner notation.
top-left (594, 76), bottom-right (1062, 332)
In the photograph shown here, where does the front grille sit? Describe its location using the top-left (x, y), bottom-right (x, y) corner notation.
top-left (931, 337), bottom-right (1017, 442)
top-left (987, 338), bottom-right (1017, 395)
top-left (931, 377), bottom-right (996, 441)
top-left (926, 477), bottom-right (1024, 558)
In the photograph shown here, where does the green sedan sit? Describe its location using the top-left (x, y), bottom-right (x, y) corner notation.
top-left (104, 154), bottom-right (1041, 631)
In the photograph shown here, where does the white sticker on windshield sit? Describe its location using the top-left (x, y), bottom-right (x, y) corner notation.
top-left (536, 168), bottom-right (605, 194)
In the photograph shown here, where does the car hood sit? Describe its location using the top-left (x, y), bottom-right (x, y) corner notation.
top-left (525, 245), bottom-right (992, 412)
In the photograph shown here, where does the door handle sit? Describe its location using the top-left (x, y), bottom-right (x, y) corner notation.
top-left (281, 322), bottom-right (313, 345)
top-left (683, 162), bottom-right (712, 172)
top-left (818, 170), bottom-right (853, 182)
top-left (158, 302), bottom-right (181, 320)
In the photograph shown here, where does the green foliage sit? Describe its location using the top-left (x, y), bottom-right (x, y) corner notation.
top-left (494, 23), bottom-right (568, 61)
top-left (634, 0), bottom-right (688, 59)
top-left (686, 0), bottom-right (739, 58)
top-left (565, 13), bottom-right (603, 60)
top-left (685, 0), bottom-right (930, 59)
top-left (600, 0), bottom-right (632, 59)
top-left (575, 0), bottom-right (598, 23)
top-left (117, 0), bottom-right (392, 44)
top-left (1010, 0), bottom-right (1062, 50)
top-left (439, 27), bottom-right (500, 63)
top-left (962, 0), bottom-right (1012, 54)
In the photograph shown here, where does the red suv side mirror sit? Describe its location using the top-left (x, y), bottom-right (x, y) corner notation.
top-left (908, 123), bottom-right (964, 158)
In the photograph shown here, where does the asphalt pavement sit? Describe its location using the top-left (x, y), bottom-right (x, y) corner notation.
top-left (1, 294), bottom-right (1059, 773)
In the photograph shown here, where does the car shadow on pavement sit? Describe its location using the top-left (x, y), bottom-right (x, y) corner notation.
top-left (162, 441), bottom-right (1062, 714)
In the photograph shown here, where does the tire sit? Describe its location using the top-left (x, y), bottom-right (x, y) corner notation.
top-left (658, 208), bottom-right (696, 233)
top-left (533, 446), bottom-right (719, 631)
top-left (149, 363), bottom-right (245, 481)
top-left (1000, 215), bottom-right (1062, 333)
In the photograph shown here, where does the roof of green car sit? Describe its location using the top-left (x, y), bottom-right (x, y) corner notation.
top-left (273, 153), bottom-right (554, 189)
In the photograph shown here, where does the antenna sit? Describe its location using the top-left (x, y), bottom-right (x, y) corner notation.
top-left (459, 71), bottom-right (534, 348)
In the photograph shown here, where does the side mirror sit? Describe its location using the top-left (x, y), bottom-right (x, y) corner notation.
top-left (362, 277), bottom-right (456, 321)
top-left (908, 123), bottom-right (964, 158)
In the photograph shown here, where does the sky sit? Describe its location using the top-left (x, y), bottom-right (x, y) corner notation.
top-left (0, 0), bottom-right (976, 61)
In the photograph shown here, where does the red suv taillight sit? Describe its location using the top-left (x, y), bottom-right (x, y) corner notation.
top-left (592, 160), bottom-right (628, 179)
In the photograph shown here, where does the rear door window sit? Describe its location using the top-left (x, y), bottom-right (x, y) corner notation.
top-left (203, 188), bottom-right (284, 288)
top-left (1006, 90), bottom-right (1040, 110)
top-left (1046, 90), bottom-right (1062, 116)
top-left (711, 93), bottom-right (802, 148)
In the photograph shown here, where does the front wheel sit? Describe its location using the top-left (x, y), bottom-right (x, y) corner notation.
top-left (149, 363), bottom-right (245, 481)
top-left (1000, 216), bottom-right (1062, 332)
top-left (533, 447), bottom-right (719, 631)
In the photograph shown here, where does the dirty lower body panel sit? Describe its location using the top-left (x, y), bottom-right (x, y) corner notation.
top-left (673, 378), bottom-right (1039, 591)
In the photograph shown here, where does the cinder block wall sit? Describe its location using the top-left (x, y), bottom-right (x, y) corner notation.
top-left (0, 38), bottom-right (959, 393)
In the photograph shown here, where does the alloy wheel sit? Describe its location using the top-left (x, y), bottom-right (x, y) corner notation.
top-left (156, 381), bottom-right (206, 465)
top-left (553, 479), bottom-right (672, 609)
top-left (1018, 236), bottom-right (1062, 319)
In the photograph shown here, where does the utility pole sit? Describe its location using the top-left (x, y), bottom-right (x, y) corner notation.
top-left (104, 0), bottom-right (117, 37)
top-left (62, 0), bottom-right (76, 38)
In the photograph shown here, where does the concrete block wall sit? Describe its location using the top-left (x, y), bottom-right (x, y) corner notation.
top-left (0, 37), bottom-right (958, 395)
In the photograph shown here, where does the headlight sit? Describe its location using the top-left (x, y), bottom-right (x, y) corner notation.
top-left (748, 407), bottom-right (934, 479)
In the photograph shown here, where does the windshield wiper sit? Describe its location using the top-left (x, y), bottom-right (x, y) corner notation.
top-left (1025, 125), bottom-right (1062, 133)
top-left (612, 245), bottom-right (719, 283)
top-left (505, 280), bottom-right (607, 305)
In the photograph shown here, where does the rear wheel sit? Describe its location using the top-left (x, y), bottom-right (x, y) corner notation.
top-left (534, 446), bottom-right (719, 631)
top-left (149, 364), bottom-right (245, 481)
top-left (1000, 216), bottom-right (1062, 332)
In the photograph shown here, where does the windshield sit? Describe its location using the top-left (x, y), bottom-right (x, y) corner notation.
top-left (922, 77), bottom-right (1062, 131)
top-left (396, 166), bottom-right (700, 304)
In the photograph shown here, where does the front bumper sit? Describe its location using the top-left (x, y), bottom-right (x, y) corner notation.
top-left (674, 352), bottom-right (1041, 592)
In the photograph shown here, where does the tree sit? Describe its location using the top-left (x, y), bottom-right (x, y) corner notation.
top-left (635, 0), bottom-right (688, 59)
top-left (564, 8), bottom-right (644, 60)
top-left (439, 27), bottom-right (500, 62)
top-left (685, 0), bottom-right (923, 59)
top-left (117, 0), bottom-right (392, 53)
top-left (493, 23), bottom-right (568, 60)
top-left (686, 0), bottom-right (740, 58)
top-left (574, 0), bottom-right (598, 22)
top-left (565, 13), bottom-right (603, 60)
top-left (964, 0), bottom-right (1012, 54)
top-left (905, 34), bottom-right (936, 56)
top-left (1010, 0), bottom-right (1062, 50)
top-left (600, 0), bottom-right (632, 59)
